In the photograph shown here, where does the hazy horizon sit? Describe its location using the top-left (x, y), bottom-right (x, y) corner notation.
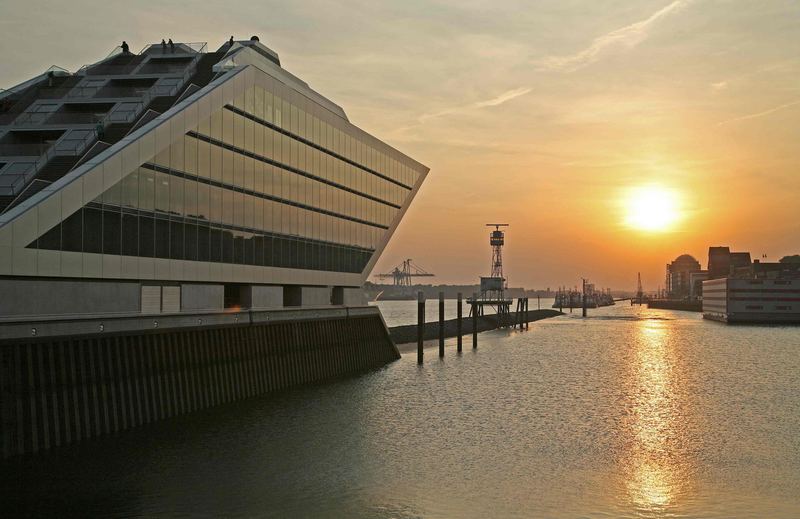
top-left (3, 0), bottom-right (798, 291)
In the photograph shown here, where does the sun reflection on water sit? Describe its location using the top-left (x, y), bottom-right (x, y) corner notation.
top-left (623, 318), bottom-right (689, 513)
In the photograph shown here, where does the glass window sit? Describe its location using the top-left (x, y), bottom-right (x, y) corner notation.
top-left (222, 229), bottom-right (233, 263)
top-left (185, 178), bottom-right (198, 218)
top-left (83, 207), bottom-right (103, 254)
top-left (62, 210), bottom-right (82, 253)
top-left (170, 176), bottom-right (184, 217)
top-left (233, 191), bottom-right (244, 227)
top-left (103, 207), bottom-right (122, 255)
top-left (139, 216), bottom-right (154, 257)
top-left (155, 217), bottom-right (170, 258)
top-left (121, 169), bottom-right (139, 209)
top-left (197, 182), bottom-right (210, 221)
top-left (121, 213), bottom-right (138, 256)
top-left (155, 172), bottom-right (170, 214)
top-left (184, 221), bottom-right (197, 261)
top-left (170, 136), bottom-right (184, 172)
top-left (209, 227), bottom-right (222, 263)
top-left (197, 223), bottom-right (210, 262)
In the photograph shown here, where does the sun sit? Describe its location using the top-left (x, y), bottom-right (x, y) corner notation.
top-left (624, 186), bottom-right (681, 232)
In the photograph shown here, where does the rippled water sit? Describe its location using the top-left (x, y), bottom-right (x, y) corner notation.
top-left (3, 303), bottom-right (800, 518)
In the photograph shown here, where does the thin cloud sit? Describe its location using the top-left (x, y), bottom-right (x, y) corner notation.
top-left (418, 87), bottom-right (532, 123)
top-left (718, 99), bottom-right (800, 126)
top-left (534, 0), bottom-right (694, 72)
top-left (711, 81), bottom-right (728, 91)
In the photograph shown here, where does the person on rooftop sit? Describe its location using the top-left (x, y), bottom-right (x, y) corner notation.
top-left (229, 36), bottom-right (234, 47)
top-left (161, 39), bottom-right (167, 53)
top-left (121, 41), bottom-right (129, 54)
top-left (168, 38), bottom-right (174, 53)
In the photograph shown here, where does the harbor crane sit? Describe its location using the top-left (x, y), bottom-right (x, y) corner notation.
top-left (375, 259), bottom-right (435, 286)
top-left (632, 272), bottom-right (649, 305)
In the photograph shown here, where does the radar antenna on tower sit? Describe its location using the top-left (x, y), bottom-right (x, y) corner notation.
top-left (467, 224), bottom-right (513, 325)
top-left (487, 223), bottom-right (509, 283)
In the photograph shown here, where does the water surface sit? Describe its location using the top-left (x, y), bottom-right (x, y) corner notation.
top-left (3, 303), bottom-right (799, 518)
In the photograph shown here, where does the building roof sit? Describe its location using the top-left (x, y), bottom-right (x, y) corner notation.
top-left (0, 37), bottom-right (351, 214)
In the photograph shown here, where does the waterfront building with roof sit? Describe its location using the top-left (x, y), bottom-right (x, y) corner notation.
top-left (0, 37), bottom-right (429, 457)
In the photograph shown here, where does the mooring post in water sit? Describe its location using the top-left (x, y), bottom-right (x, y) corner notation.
top-left (525, 297), bottom-right (530, 330)
top-left (417, 291), bottom-right (425, 364)
top-left (472, 292), bottom-right (478, 349)
top-left (582, 278), bottom-right (587, 318)
top-left (457, 292), bottom-right (463, 353)
top-left (439, 291), bottom-right (445, 358)
top-left (538, 294), bottom-right (540, 310)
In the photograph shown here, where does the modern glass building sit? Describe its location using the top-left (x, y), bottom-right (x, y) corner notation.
top-left (0, 38), bottom-right (428, 317)
top-left (0, 38), bottom-right (428, 457)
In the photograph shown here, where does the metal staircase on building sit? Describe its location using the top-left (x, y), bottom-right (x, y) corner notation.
top-left (0, 195), bottom-right (15, 214)
top-left (103, 123), bottom-right (135, 144)
top-left (0, 50), bottom-right (230, 217)
top-left (4, 180), bottom-right (51, 211)
top-left (36, 155), bottom-right (80, 183)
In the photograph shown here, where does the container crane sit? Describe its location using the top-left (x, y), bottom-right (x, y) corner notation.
top-left (375, 259), bottom-right (435, 286)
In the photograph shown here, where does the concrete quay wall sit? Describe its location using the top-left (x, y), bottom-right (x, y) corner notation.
top-left (647, 300), bottom-right (702, 312)
top-left (0, 309), bottom-right (397, 459)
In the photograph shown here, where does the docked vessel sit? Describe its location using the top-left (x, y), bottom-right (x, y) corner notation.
top-left (553, 285), bottom-right (614, 309)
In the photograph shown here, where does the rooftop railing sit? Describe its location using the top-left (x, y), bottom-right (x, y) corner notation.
top-left (93, 86), bottom-right (155, 98)
top-left (81, 63), bottom-right (143, 76)
top-left (74, 42), bottom-right (207, 77)
top-left (139, 42), bottom-right (207, 55)
top-left (45, 112), bottom-right (108, 125)
top-left (0, 66), bottom-right (70, 100)
top-left (0, 143), bottom-right (51, 157)
top-left (0, 129), bottom-right (96, 196)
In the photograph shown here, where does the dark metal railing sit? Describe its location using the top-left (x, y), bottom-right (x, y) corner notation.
top-left (0, 143), bottom-right (50, 157)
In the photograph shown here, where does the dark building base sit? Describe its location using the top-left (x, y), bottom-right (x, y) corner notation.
top-left (703, 312), bottom-right (800, 324)
top-left (0, 312), bottom-right (398, 459)
top-left (648, 300), bottom-right (703, 312)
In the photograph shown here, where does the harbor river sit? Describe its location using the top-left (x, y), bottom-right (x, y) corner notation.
top-left (3, 303), bottom-right (799, 518)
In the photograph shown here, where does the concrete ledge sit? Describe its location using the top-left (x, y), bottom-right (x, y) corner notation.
top-left (0, 305), bottom-right (381, 341)
top-left (648, 300), bottom-right (702, 312)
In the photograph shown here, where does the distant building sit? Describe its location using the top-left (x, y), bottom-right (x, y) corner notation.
top-left (689, 271), bottom-right (709, 298)
top-left (666, 254), bottom-right (702, 298)
top-left (708, 246), bottom-right (752, 279)
top-left (703, 260), bottom-right (800, 323)
top-left (733, 259), bottom-right (800, 280)
top-left (731, 252), bottom-right (752, 270)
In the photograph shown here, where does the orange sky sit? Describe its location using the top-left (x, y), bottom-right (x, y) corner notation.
top-left (3, 0), bottom-right (798, 290)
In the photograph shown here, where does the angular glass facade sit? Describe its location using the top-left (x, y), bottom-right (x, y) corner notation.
top-left (27, 72), bottom-right (425, 276)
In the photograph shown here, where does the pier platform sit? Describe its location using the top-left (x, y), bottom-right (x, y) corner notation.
top-left (388, 309), bottom-right (562, 345)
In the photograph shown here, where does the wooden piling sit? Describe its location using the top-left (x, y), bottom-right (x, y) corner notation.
top-left (417, 291), bottom-right (425, 365)
top-left (472, 292), bottom-right (478, 349)
top-left (582, 279), bottom-right (587, 318)
top-left (525, 298), bottom-right (530, 329)
top-left (438, 292), bottom-right (445, 358)
top-left (457, 293), bottom-right (463, 353)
